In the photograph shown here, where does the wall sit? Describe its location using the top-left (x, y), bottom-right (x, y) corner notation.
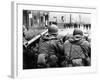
top-left (0, 0), bottom-right (100, 80)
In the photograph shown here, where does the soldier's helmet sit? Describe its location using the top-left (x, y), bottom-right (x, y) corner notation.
top-left (73, 29), bottom-right (83, 41)
top-left (73, 29), bottom-right (83, 36)
top-left (48, 24), bottom-right (58, 35)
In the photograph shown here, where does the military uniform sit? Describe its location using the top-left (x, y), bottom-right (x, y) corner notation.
top-left (63, 29), bottom-right (91, 67)
top-left (37, 25), bottom-right (64, 68)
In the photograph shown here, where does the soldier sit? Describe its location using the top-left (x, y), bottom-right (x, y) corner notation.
top-left (37, 24), bottom-right (64, 68)
top-left (63, 29), bottom-right (91, 67)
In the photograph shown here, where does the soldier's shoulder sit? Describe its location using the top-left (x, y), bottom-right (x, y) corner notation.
top-left (81, 39), bottom-right (90, 47)
top-left (64, 40), bottom-right (70, 45)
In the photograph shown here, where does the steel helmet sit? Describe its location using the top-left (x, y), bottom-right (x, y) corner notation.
top-left (73, 29), bottom-right (83, 41)
top-left (48, 24), bottom-right (58, 35)
top-left (73, 29), bottom-right (83, 36)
